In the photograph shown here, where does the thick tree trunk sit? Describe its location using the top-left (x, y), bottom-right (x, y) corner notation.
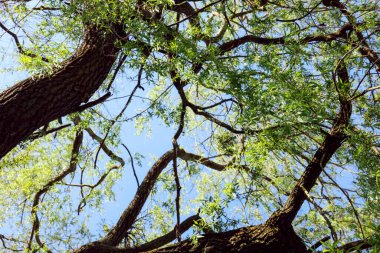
top-left (0, 27), bottom-right (121, 158)
top-left (72, 221), bottom-right (307, 253)
top-left (150, 223), bottom-right (307, 253)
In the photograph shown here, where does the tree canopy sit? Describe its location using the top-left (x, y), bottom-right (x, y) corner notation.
top-left (0, 0), bottom-right (379, 252)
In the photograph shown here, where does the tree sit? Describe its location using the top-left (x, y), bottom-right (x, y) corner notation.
top-left (0, 0), bottom-right (379, 252)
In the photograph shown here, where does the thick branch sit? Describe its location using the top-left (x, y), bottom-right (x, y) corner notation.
top-left (133, 214), bottom-right (201, 252)
top-left (77, 150), bottom-right (175, 251)
top-left (101, 150), bottom-right (175, 245)
top-left (336, 239), bottom-right (372, 252)
top-left (29, 130), bottom-right (83, 251)
top-left (146, 223), bottom-right (307, 253)
top-left (270, 99), bottom-right (352, 225)
top-left (0, 26), bottom-right (123, 158)
top-left (323, 0), bottom-right (380, 71)
top-left (219, 23), bottom-right (353, 53)
top-left (177, 149), bottom-right (225, 171)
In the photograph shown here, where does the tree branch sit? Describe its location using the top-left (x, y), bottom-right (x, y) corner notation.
top-left (219, 23), bottom-right (353, 53)
top-left (0, 21), bottom-right (49, 62)
top-left (176, 148), bottom-right (285, 195)
top-left (85, 127), bottom-right (125, 166)
top-left (0, 26), bottom-right (123, 158)
top-left (336, 239), bottom-right (372, 252)
top-left (172, 103), bottom-right (186, 242)
top-left (270, 68), bottom-right (353, 225)
top-left (75, 92), bottom-right (112, 113)
top-left (73, 150), bottom-right (176, 252)
top-left (28, 130), bottom-right (83, 252)
top-left (28, 123), bottom-right (71, 141)
top-left (101, 150), bottom-right (175, 246)
top-left (133, 214), bottom-right (201, 252)
top-left (322, 0), bottom-right (380, 71)
top-left (308, 236), bottom-right (330, 252)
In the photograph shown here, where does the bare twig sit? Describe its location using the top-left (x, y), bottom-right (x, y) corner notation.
top-left (322, 170), bottom-right (364, 238)
top-left (122, 143), bottom-right (140, 187)
top-left (0, 21), bottom-right (49, 62)
top-left (106, 54), bottom-right (128, 91)
top-left (86, 127), bottom-right (125, 166)
top-left (300, 185), bottom-right (337, 241)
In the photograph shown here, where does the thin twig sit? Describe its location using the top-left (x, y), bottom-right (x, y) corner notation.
top-left (122, 143), bottom-right (140, 187)
top-left (0, 21), bottom-right (49, 62)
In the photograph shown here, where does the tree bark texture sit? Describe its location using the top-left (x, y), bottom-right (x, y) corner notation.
top-left (72, 222), bottom-right (307, 253)
top-left (0, 27), bottom-right (121, 158)
top-left (151, 223), bottom-right (307, 253)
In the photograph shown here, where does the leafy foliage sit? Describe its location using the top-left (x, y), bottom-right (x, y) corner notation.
top-left (0, 0), bottom-right (379, 252)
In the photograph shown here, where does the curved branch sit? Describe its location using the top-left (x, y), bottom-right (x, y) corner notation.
top-left (122, 143), bottom-right (140, 187)
top-left (133, 214), bottom-right (201, 252)
top-left (90, 150), bottom-right (174, 248)
top-left (176, 148), bottom-right (284, 195)
top-left (170, 72), bottom-right (247, 134)
top-left (172, 103), bottom-right (186, 242)
top-left (322, 170), bottom-right (364, 238)
top-left (85, 127), bottom-right (125, 166)
top-left (219, 23), bottom-right (353, 53)
top-left (300, 186), bottom-right (337, 241)
top-left (28, 130), bottom-right (83, 252)
top-left (169, 0), bottom-right (224, 28)
top-left (177, 149), bottom-right (226, 171)
top-left (323, 0), bottom-right (380, 71)
top-left (0, 21), bottom-right (49, 62)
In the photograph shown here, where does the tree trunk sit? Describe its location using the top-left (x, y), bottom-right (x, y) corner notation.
top-left (151, 223), bottom-right (307, 253)
top-left (0, 27), bottom-right (121, 158)
top-left (72, 221), bottom-right (307, 253)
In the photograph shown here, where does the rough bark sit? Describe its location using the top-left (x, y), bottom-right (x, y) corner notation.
top-left (72, 222), bottom-right (307, 253)
top-left (149, 223), bottom-right (307, 253)
top-left (0, 27), bottom-right (122, 158)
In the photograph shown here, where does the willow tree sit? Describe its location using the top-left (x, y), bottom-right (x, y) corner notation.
top-left (0, 0), bottom-right (379, 252)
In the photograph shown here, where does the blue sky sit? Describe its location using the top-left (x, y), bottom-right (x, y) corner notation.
top-left (0, 1), bottom-right (373, 251)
